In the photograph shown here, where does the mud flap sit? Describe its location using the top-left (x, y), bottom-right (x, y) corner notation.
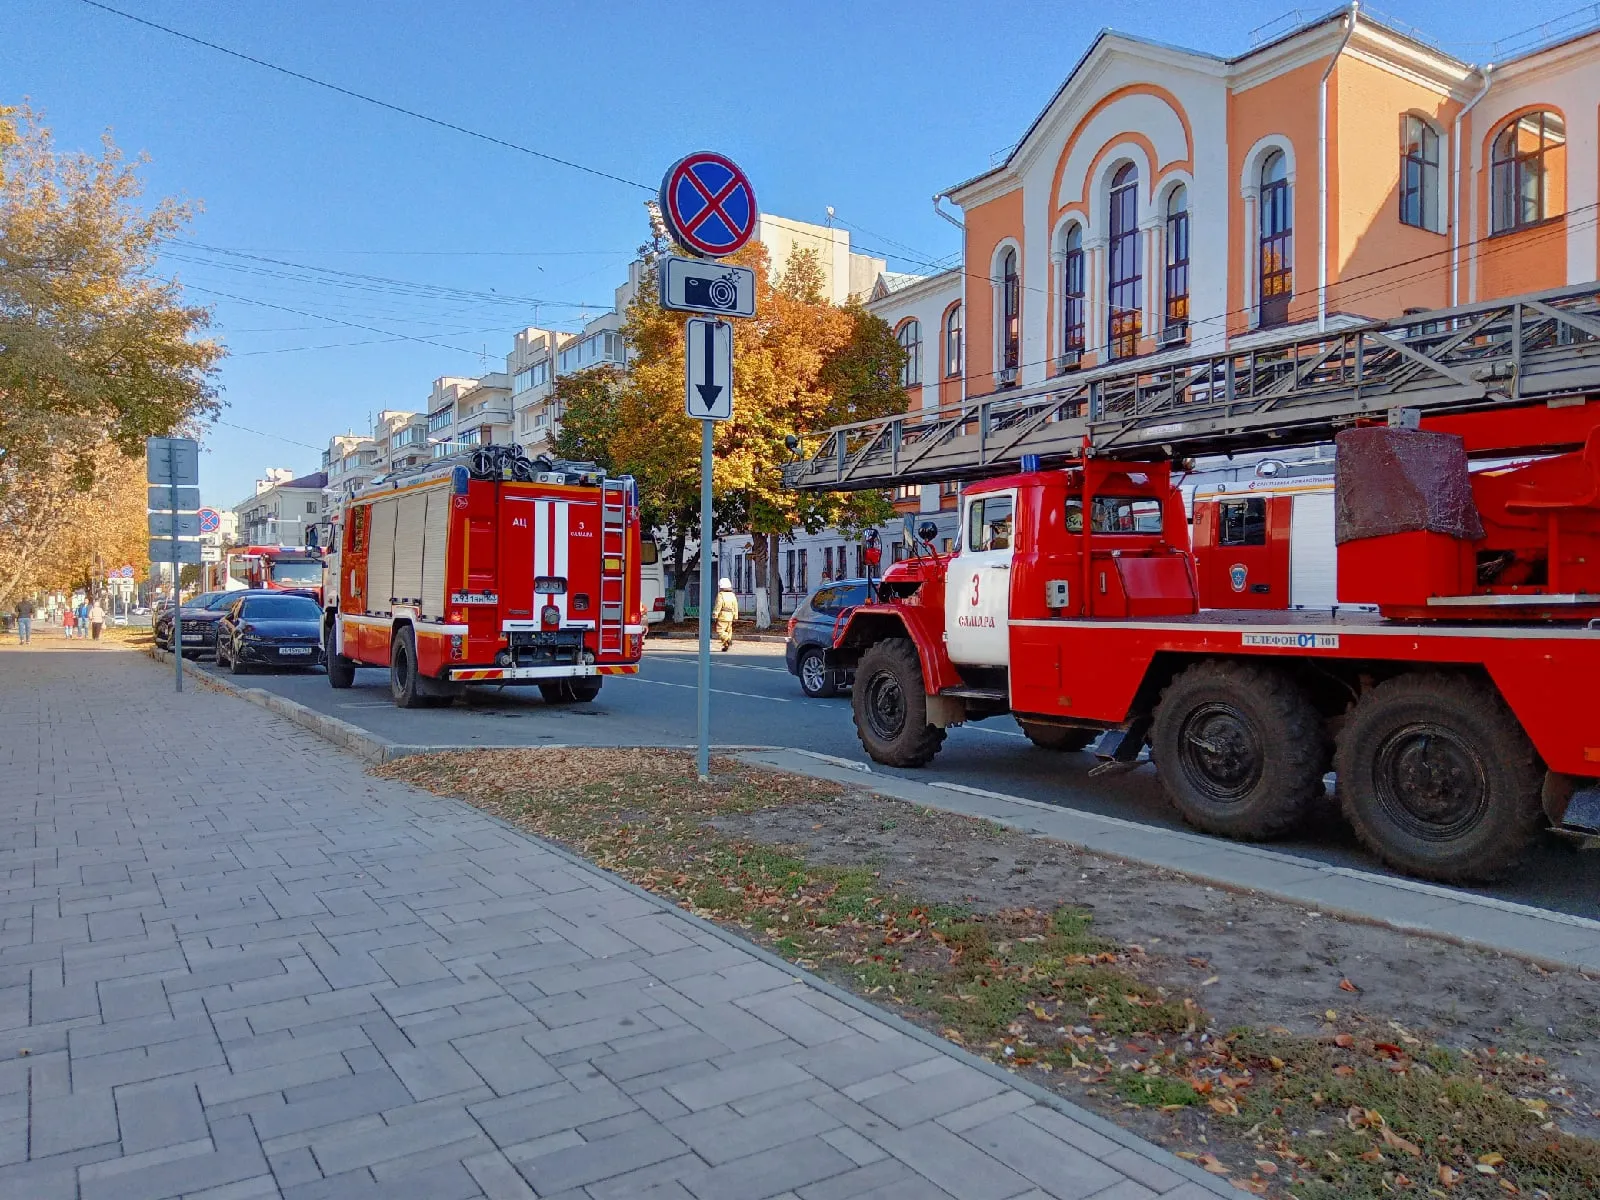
top-left (1551, 780), bottom-right (1600, 848)
top-left (1089, 717), bottom-right (1151, 778)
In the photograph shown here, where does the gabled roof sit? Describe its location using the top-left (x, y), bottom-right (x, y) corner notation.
top-left (870, 272), bottom-right (929, 301)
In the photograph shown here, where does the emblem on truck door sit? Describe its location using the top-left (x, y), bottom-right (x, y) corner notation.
top-left (1229, 564), bottom-right (1248, 593)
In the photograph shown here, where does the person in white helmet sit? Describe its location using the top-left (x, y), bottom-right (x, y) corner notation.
top-left (711, 576), bottom-right (739, 652)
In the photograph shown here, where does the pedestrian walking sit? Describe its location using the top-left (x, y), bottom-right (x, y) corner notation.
top-left (89, 599), bottom-right (106, 641)
top-left (63, 607), bottom-right (76, 639)
top-left (76, 600), bottom-right (90, 640)
top-left (712, 576), bottom-right (739, 653)
top-left (14, 597), bottom-right (34, 644)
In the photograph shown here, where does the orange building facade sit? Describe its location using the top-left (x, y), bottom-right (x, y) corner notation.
top-left (941, 9), bottom-right (1600, 398)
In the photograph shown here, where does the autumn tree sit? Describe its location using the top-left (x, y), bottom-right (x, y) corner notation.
top-left (0, 105), bottom-right (221, 604)
top-left (556, 234), bottom-right (905, 625)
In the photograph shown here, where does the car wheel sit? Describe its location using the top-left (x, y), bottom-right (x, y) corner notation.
top-left (797, 646), bottom-right (836, 698)
top-left (228, 643), bottom-right (249, 675)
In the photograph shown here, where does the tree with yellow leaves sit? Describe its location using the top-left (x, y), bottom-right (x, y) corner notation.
top-left (555, 235), bottom-right (904, 626)
top-left (0, 105), bottom-right (221, 605)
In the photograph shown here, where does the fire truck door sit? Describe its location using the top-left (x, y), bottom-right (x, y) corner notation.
top-left (946, 491), bottom-right (1015, 667)
top-left (1197, 496), bottom-right (1290, 609)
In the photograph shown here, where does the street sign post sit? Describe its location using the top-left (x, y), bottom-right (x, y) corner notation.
top-left (660, 257), bottom-right (756, 318)
top-left (147, 436), bottom-right (201, 693)
top-left (661, 152), bottom-right (758, 781)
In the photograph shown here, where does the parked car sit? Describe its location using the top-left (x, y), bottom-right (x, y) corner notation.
top-left (785, 578), bottom-right (872, 697)
top-left (153, 591), bottom-right (237, 657)
top-left (215, 592), bottom-right (326, 674)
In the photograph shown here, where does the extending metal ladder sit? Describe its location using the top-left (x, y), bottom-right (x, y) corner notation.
top-left (598, 479), bottom-right (629, 655)
top-left (783, 283), bottom-right (1600, 492)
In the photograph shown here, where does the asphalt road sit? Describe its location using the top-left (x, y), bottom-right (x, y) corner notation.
top-left (187, 638), bottom-right (1600, 920)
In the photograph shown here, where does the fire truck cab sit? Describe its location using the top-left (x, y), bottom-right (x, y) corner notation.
top-left (325, 446), bottom-right (644, 707)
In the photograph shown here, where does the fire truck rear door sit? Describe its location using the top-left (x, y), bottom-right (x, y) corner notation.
top-left (946, 491), bottom-right (1015, 667)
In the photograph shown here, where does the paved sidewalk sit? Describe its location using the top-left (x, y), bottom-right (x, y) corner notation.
top-left (0, 647), bottom-right (1223, 1200)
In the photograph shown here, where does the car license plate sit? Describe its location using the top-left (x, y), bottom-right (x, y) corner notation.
top-left (279, 646), bottom-right (313, 655)
top-left (181, 634), bottom-right (203, 642)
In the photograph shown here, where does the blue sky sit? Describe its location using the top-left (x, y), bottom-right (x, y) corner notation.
top-left (7, 0), bottom-right (1587, 506)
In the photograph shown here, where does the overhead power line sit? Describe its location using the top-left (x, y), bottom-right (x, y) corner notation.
top-left (76, 0), bottom-right (655, 192)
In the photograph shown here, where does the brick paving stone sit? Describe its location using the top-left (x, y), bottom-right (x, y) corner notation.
top-left (2, 649), bottom-right (1221, 1200)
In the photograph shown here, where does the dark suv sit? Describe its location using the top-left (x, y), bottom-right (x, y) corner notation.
top-left (784, 578), bottom-right (871, 697)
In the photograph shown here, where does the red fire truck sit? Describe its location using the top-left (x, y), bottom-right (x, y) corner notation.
top-left (783, 284), bottom-right (1600, 883)
top-left (324, 446), bottom-right (644, 707)
top-left (227, 545), bottom-right (327, 605)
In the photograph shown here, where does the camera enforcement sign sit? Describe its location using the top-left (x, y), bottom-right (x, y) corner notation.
top-left (659, 151), bottom-right (757, 259)
top-left (660, 256), bottom-right (756, 317)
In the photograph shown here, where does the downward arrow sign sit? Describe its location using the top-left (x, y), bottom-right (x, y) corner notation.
top-left (696, 319), bottom-right (722, 412)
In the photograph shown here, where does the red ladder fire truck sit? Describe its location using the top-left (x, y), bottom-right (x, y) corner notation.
top-left (783, 283), bottom-right (1600, 883)
top-left (324, 445), bottom-right (644, 708)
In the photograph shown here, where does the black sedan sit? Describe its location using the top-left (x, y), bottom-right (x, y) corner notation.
top-left (153, 591), bottom-right (237, 657)
top-left (785, 578), bottom-right (871, 697)
top-left (215, 593), bottom-right (326, 673)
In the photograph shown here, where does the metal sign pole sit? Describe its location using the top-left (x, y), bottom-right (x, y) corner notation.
top-left (696, 418), bottom-right (714, 781)
top-left (172, 488), bottom-right (183, 693)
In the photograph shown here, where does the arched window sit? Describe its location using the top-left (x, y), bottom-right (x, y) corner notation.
top-left (1000, 248), bottom-right (1020, 378)
top-left (1107, 163), bottom-right (1142, 360)
top-left (896, 320), bottom-right (921, 387)
top-left (1060, 224), bottom-right (1086, 358)
top-left (1164, 185), bottom-right (1190, 333)
top-left (1400, 115), bottom-right (1441, 231)
top-left (1258, 150), bottom-right (1292, 327)
top-left (1492, 111), bottom-right (1565, 233)
top-left (944, 304), bottom-right (963, 377)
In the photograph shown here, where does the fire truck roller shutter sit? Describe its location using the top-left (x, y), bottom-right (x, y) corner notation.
top-left (1289, 491), bottom-right (1336, 609)
top-left (532, 499), bottom-right (570, 625)
top-left (392, 491), bottom-right (429, 607)
top-left (367, 498), bottom-right (399, 613)
top-left (421, 489), bottom-right (450, 619)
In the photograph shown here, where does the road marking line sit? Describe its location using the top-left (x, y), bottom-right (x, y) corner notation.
top-left (627, 676), bottom-right (792, 703)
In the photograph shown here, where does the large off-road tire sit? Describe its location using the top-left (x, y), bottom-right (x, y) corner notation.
top-left (1019, 722), bottom-right (1096, 752)
top-left (1336, 673), bottom-right (1545, 883)
top-left (1152, 661), bottom-right (1328, 839)
top-left (797, 646), bottom-right (837, 698)
top-left (539, 678), bottom-right (603, 704)
top-left (851, 638), bottom-right (946, 768)
top-left (389, 627), bottom-right (425, 709)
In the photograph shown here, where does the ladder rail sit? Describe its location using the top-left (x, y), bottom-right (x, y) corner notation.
top-left (784, 283), bottom-right (1600, 492)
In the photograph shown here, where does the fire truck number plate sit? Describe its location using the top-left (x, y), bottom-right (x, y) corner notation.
top-left (450, 591), bottom-right (499, 605)
top-left (1241, 632), bottom-right (1340, 650)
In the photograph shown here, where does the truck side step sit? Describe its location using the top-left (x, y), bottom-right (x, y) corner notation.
top-left (1088, 720), bottom-right (1150, 778)
top-left (938, 686), bottom-right (1007, 702)
top-left (1555, 783), bottom-right (1600, 849)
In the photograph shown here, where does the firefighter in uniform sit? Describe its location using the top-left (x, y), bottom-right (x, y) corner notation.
top-left (712, 577), bottom-right (739, 652)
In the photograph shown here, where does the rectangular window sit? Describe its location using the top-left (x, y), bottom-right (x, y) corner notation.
top-left (894, 484), bottom-right (919, 502)
top-left (1066, 496), bottom-right (1163, 535)
top-left (785, 549), bottom-right (796, 591)
top-left (797, 548), bottom-right (808, 592)
top-left (1218, 498), bottom-right (1267, 546)
top-left (305, 501), bottom-right (318, 515)
top-left (966, 495), bottom-right (1014, 552)
top-left (1400, 116), bottom-right (1441, 231)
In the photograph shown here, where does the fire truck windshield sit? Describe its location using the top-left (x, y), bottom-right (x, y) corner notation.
top-left (1065, 497), bottom-right (1163, 535)
top-left (270, 561), bottom-right (323, 584)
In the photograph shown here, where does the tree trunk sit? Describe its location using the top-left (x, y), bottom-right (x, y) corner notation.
top-left (751, 531), bottom-right (771, 629)
top-left (768, 535), bottom-right (782, 621)
top-left (670, 527), bottom-right (688, 622)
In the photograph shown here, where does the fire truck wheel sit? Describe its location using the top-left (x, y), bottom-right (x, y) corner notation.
top-left (389, 627), bottom-right (427, 709)
top-left (1336, 673), bottom-right (1544, 883)
top-left (852, 638), bottom-right (946, 768)
top-left (539, 679), bottom-right (603, 704)
top-left (1152, 662), bottom-right (1328, 840)
top-left (327, 651), bottom-right (355, 689)
top-left (797, 647), bottom-right (837, 698)
top-left (1019, 722), bottom-right (1095, 752)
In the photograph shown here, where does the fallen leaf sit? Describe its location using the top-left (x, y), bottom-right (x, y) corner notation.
top-left (1360, 1148), bottom-right (1385, 1163)
top-left (1477, 1153), bottom-right (1505, 1167)
top-left (1394, 1172), bottom-right (1414, 1188)
top-left (1209, 1097), bottom-right (1240, 1116)
top-left (1326, 1009), bottom-right (1339, 1021)
top-left (1340, 978), bottom-right (1360, 993)
top-left (1254, 1160), bottom-right (1279, 1175)
top-left (1199, 1153), bottom-right (1230, 1174)
top-left (1333, 1065), bottom-right (1355, 1077)
top-left (1201, 976), bottom-right (1221, 987)
top-left (1335, 1033), bottom-right (1355, 1048)
top-left (1438, 1163), bottom-right (1462, 1187)
top-left (1475, 1164), bottom-right (1499, 1176)
top-left (1268, 1056), bottom-right (1286, 1070)
top-left (1381, 1127), bottom-right (1423, 1157)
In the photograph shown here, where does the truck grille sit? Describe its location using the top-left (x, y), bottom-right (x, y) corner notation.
top-left (506, 629), bottom-right (586, 667)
